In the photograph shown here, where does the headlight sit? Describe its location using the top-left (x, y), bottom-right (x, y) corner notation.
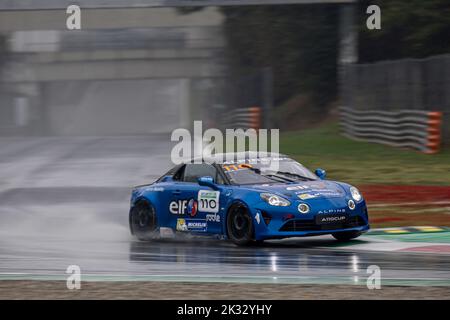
top-left (260, 193), bottom-right (291, 207)
top-left (350, 187), bottom-right (362, 202)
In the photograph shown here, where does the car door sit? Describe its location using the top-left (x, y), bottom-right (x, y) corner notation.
top-left (170, 163), bottom-right (225, 234)
top-left (150, 165), bottom-right (185, 228)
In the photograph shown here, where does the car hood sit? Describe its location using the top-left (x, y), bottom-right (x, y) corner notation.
top-left (251, 180), bottom-right (347, 201)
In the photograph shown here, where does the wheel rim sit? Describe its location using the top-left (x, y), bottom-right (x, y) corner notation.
top-left (233, 213), bottom-right (247, 231)
top-left (229, 206), bottom-right (251, 241)
top-left (132, 203), bottom-right (155, 232)
top-left (137, 209), bottom-right (149, 227)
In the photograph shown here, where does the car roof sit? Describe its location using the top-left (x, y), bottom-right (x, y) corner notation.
top-left (190, 151), bottom-right (290, 165)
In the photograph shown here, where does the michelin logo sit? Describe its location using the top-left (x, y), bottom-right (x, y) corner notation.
top-left (176, 218), bottom-right (207, 232)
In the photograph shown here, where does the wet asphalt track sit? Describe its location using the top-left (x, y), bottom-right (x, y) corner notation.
top-left (0, 136), bottom-right (449, 287)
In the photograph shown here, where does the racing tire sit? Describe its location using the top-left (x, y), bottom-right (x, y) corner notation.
top-left (226, 203), bottom-right (254, 246)
top-left (332, 231), bottom-right (362, 241)
top-left (129, 200), bottom-right (158, 241)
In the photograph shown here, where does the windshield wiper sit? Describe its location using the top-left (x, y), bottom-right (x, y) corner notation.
top-left (274, 171), bottom-right (315, 181)
top-left (265, 174), bottom-right (295, 182)
top-left (245, 167), bottom-right (295, 182)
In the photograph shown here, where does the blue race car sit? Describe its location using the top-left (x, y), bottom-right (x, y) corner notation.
top-left (129, 152), bottom-right (369, 246)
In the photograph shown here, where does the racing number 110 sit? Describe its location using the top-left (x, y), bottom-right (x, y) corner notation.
top-left (200, 198), bottom-right (217, 210)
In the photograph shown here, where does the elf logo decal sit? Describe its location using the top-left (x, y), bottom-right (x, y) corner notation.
top-left (170, 200), bottom-right (188, 215)
top-left (170, 199), bottom-right (198, 216)
top-left (198, 190), bottom-right (220, 213)
top-left (187, 199), bottom-right (198, 217)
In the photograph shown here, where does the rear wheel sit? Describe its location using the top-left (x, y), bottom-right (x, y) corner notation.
top-left (226, 203), bottom-right (254, 246)
top-left (332, 231), bottom-right (362, 241)
top-left (130, 200), bottom-right (158, 241)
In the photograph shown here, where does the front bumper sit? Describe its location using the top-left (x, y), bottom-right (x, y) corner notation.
top-left (256, 224), bottom-right (370, 240)
top-left (251, 198), bottom-right (370, 240)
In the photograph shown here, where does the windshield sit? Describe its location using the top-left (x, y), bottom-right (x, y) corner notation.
top-left (222, 157), bottom-right (317, 185)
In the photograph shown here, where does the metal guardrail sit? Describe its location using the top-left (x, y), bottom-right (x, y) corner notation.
top-left (223, 106), bottom-right (262, 130)
top-left (339, 107), bottom-right (443, 154)
top-left (340, 54), bottom-right (450, 145)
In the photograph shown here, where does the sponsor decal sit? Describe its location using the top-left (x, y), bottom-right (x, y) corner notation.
top-left (318, 208), bottom-right (346, 214)
top-left (295, 189), bottom-right (342, 198)
top-left (298, 193), bottom-right (317, 200)
top-left (145, 187), bottom-right (164, 192)
top-left (176, 218), bottom-right (188, 231)
top-left (170, 200), bottom-right (189, 215)
top-left (198, 190), bottom-right (220, 213)
top-left (176, 219), bottom-right (208, 232)
top-left (222, 157), bottom-right (289, 165)
top-left (187, 219), bottom-right (208, 232)
top-left (222, 163), bottom-right (253, 172)
top-left (255, 212), bottom-right (261, 224)
top-left (187, 199), bottom-right (198, 217)
top-left (206, 212), bottom-right (221, 223)
top-left (319, 215), bottom-right (346, 223)
top-left (287, 183), bottom-right (328, 191)
top-left (307, 182), bottom-right (327, 189)
top-left (286, 185), bottom-right (309, 191)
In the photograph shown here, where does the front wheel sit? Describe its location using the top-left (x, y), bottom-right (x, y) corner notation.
top-left (332, 231), bottom-right (362, 241)
top-left (129, 200), bottom-right (158, 241)
top-left (226, 203), bottom-right (254, 246)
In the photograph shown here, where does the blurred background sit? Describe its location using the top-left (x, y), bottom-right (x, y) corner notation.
top-left (0, 0), bottom-right (449, 231)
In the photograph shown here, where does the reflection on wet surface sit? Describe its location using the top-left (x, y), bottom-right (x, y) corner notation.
top-left (125, 237), bottom-right (450, 283)
top-left (1, 226), bottom-right (450, 285)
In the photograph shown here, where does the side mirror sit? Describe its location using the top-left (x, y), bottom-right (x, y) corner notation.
top-left (198, 176), bottom-right (218, 190)
top-left (315, 168), bottom-right (326, 180)
top-left (160, 176), bottom-right (173, 182)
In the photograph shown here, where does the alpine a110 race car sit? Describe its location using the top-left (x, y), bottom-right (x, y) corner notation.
top-left (129, 152), bottom-right (369, 245)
